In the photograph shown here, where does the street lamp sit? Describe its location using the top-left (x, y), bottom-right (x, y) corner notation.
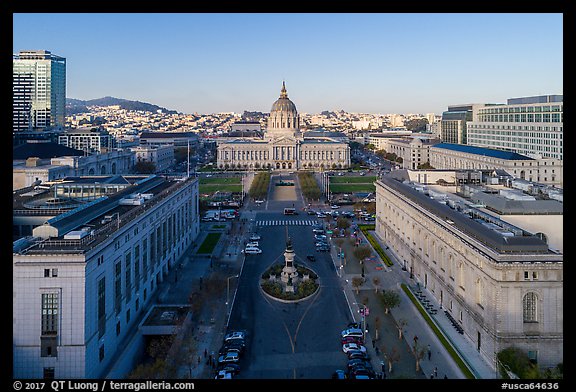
top-left (353, 302), bottom-right (369, 341)
top-left (226, 274), bottom-right (240, 306)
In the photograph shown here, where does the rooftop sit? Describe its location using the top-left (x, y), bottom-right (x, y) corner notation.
top-left (432, 143), bottom-right (533, 161)
top-left (378, 175), bottom-right (555, 257)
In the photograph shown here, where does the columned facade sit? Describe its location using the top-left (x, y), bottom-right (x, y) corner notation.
top-left (217, 82), bottom-right (350, 171)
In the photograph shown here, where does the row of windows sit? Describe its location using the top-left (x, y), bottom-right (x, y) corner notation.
top-left (479, 105), bottom-right (562, 114)
top-left (478, 113), bottom-right (562, 123)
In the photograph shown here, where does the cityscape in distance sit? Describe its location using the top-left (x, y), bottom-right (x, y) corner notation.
top-left (12, 13), bottom-right (563, 384)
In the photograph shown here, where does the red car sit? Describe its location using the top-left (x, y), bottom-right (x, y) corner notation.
top-left (341, 336), bottom-right (364, 346)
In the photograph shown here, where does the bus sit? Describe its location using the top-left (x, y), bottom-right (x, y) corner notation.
top-left (284, 207), bottom-right (297, 215)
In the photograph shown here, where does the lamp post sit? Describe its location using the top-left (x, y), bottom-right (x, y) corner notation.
top-left (226, 274), bottom-right (240, 307)
top-left (353, 302), bottom-right (369, 342)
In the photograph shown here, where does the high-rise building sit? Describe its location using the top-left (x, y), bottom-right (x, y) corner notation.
top-left (466, 95), bottom-right (563, 160)
top-left (440, 104), bottom-right (491, 145)
top-left (13, 50), bottom-right (66, 133)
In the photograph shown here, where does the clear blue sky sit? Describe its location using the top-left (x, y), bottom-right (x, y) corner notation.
top-left (13, 13), bottom-right (563, 115)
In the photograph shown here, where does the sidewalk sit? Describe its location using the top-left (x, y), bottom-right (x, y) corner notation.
top-left (344, 227), bottom-right (496, 379)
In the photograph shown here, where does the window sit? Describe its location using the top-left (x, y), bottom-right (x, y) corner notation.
top-left (523, 292), bottom-right (538, 322)
top-left (98, 277), bottom-right (106, 338)
top-left (44, 269), bottom-right (50, 278)
top-left (52, 268), bottom-right (58, 277)
top-left (43, 367), bottom-right (55, 379)
top-left (41, 293), bottom-right (58, 335)
top-left (99, 345), bottom-right (105, 362)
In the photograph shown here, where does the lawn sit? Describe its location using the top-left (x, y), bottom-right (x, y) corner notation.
top-left (329, 176), bottom-right (377, 184)
top-left (199, 177), bottom-right (242, 185)
top-left (198, 184), bottom-right (242, 194)
top-left (196, 232), bottom-right (222, 254)
top-left (329, 183), bottom-right (376, 193)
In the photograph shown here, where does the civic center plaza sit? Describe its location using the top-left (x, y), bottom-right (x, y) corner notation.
top-left (12, 85), bottom-right (562, 378)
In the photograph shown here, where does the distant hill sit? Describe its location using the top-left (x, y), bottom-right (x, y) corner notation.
top-left (66, 96), bottom-right (179, 115)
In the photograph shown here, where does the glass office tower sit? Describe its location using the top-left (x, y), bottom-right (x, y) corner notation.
top-left (13, 50), bottom-right (66, 132)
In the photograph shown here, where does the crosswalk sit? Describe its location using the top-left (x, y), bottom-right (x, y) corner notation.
top-left (255, 220), bottom-right (318, 227)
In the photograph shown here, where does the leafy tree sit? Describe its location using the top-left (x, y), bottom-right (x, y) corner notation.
top-left (497, 347), bottom-right (541, 379)
top-left (353, 245), bottom-right (372, 264)
top-left (336, 216), bottom-right (351, 232)
top-left (372, 277), bottom-right (380, 293)
top-left (134, 161), bottom-right (156, 174)
top-left (352, 277), bottom-right (364, 294)
top-left (379, 289), bottom-right (401, 314)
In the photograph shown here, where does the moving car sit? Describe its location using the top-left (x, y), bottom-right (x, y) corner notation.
top-left (246, 241), bottom-right (259, 248)
top-left (306, 255), bottom-right (316, 262)
top-left (249, 233), bottom-right (261, 241)
top-left (243, 247), bottom-right (262, 255)
top-left (214, 370), bottom-right (233, 379)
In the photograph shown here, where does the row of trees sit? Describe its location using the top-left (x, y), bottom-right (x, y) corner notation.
top-left (298, 172), bottom-right (322, 200)
top-left (375, 149), bottom-right (403, 164)
top-left (248, 172), bottom-right (271, 200)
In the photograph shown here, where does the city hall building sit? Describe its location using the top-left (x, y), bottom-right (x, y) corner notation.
top-left (216, 82), bottom-right (351, 171)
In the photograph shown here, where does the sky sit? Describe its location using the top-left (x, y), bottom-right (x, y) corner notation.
top-left (13, 13), bottom-right (563, 115)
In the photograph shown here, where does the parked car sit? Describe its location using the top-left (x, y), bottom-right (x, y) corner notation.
top-left (306, 255), bottom-right (316, 262)
top-left (341, 336), bottom-right (363, 345)
top-left (217, 351), bottom-right (240, 364)
top-left (214, 370), bottom-right (233, 379)
top-left (217, 363), bottom-right (240, 375)
top-left (331, 205), bottom-right (340, 209)
top-left (347, 350), bottom-right (369, 360)
top-left (341, 328), bottom-right (364, 338)
top-left (224, 331), bottom-right (246, 342)
top-left (332, 369), bottom-right (347, 379)
top-left (342, 343), bottom-right (367, 354)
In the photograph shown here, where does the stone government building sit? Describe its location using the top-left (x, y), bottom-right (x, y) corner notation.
top-left (216, 82), bottom-right (351, 171)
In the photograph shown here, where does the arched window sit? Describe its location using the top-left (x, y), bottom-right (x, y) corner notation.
top-left (523, 292), bottom-right (538, 322)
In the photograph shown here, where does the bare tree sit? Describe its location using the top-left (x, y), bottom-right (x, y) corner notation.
top-left (353, 245), bottom-right (371, 264)
top-left (382, 345), bottom-right (401, 373)
top-left (374, 316), bottom-right (381, 340)
top-left (413, 343), bottom-right (427, 373)
top-left (372, 277), bottom-right (380, 293)
top-left (395, 318), bottom-right (408, 340)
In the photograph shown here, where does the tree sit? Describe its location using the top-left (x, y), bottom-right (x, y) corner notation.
top-left (374, 316), bottom-right (381, 340)
top-left (353, 245), bottom-right (372, 264)
top-left (379, 289), bottom-right (401, 314)
top-left (372, 277), bottom-right (380, 293)
top-left (336, 216), bottom-right (351, 232)
top-left (352, 277), bottom-right (364, 294)
top-left (382, 345), bottom-right (400, 373)
top-left (413, 344), bottom-right (427, 372)
top-left (395, 318), bottom-right (408, 340)
top-left (134, 161), bottom-right (156, 174)
top-left (497, 347), bottom-right (541, 379)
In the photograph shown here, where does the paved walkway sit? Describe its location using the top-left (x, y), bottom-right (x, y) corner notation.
top-left (334, 224), bottom-right (496, 379)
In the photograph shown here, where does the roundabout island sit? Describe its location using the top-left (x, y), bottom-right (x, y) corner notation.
top-left (260, 238), bottom-right (319, 302)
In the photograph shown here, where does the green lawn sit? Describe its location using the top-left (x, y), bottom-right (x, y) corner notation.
top-left (199, 184), bottom-right (242, 194)
top-left (329, 183), bottom-right (376, 193)
top-left (329, 176), bottom-right (377, 184)
top-left (199, 177), bottom-right (242, 185)
top-left (196, 232), bottom-right (222, 254)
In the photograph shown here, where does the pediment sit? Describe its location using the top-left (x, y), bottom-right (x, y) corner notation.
top-left (269, 135), bottom-right (300, 145)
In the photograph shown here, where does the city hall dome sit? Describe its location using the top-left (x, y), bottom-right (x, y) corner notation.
top-left (268, 81), bottom-right (300, 136)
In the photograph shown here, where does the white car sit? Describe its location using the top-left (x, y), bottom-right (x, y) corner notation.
top-left (331, 205), bottom-right (340, 209)
top-left (243, 247), bottom-right (262, 255)
top-left (246, 241), bottom-right (259, 248)
top-left (249, 233), bottom-right (261, 241)
top-left (342, 343), bottom-right (367, 354)
top-left (341, 328), bottom-right (364, 338)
